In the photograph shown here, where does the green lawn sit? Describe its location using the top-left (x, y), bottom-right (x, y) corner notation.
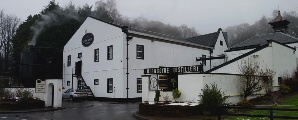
top-left (225, 94), bottom-right (298, 120)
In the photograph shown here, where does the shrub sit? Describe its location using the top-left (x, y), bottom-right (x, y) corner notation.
top-left (0, 89), bottom-right (14, 100)
top-left (280, 84), bottom-right (291, 95)
top-left (199, 83), bottom-right (228, 115)
top-left (283, 78), bottom-right (298, 93)
top-left (16, 89), bottom-right (33, 103)
top-left (154, 90), bottom-right (161, 103)
top-left (172, 88), bottom-right (181, 102)
top-left (237, 99), bottom-right (254, 107)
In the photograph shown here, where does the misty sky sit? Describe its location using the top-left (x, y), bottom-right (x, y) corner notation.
top-left (0, 0), bottom-right (298, 34)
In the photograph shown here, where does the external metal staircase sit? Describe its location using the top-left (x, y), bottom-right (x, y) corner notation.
top-left (73, 61), bottom-right (94, 98)
top-left (76, 75), bottom-right (95, 97)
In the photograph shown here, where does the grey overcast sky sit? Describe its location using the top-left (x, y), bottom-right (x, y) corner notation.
top-left (0, 0), bottom-right (298, 34)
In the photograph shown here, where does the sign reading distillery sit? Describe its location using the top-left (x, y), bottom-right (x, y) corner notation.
top-left (144, 65), bottom-right (203, 74)
top-left (82, 33), bottom-right (94, 47)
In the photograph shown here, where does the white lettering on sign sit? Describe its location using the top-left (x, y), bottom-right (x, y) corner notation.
top-left (36, 79), bottom-right (46, 93)
top-left (144, 65), bottom-right (203, 74)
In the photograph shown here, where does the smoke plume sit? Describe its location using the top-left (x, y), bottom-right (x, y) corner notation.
top-left (29, 5), bottom-right (79, 46)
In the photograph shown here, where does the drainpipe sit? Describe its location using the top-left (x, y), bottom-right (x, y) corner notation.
top-left (72, 68), bottom-right (74, 89)
top-left (122, 26), bottom-right (133, 99)
top-left (209, 50), bottom-right (213, 69)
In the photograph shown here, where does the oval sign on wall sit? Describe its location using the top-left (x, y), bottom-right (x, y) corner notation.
top-left (82, 33), bottom-right (94, 47)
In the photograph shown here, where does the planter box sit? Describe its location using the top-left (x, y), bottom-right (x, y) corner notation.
top-left (139, 103), bottom-right (203, 117)
top-left (0, 99), bottom-right (45, 110)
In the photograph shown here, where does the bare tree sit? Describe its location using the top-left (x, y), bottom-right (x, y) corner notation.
top-left (239, 57), bottom-right (275, 99)
top-left (178, 24), bottom-right (199, 38)
top-left (95, 0), bottom-right (122, 24)
top-left (0, 10), bottom-right (20, 71)
top-left (283, 11), bottom-right (298, 37)
top-left (253, 16), bottom-right (272, 35)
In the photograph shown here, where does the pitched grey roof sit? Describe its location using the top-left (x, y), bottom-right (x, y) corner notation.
top-left (185, 32), bottom-right (219, 47)
top-left (89, 16), bottom-right (224, 49)
top-left (185, 29), bottom-right (228, 48)
top-left (231, 32), bottom-right (298, 49)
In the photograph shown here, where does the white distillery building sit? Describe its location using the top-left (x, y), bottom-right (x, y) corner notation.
top-left (63, 16), bottom-right (228, 99)
top-left (209, 11), bottom-right (298, 89)
top-left (142, 11), bottom-right (298, 104)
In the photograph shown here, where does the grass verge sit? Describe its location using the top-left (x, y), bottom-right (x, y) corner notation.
top-left (225, 93), bottom-right (298, 120)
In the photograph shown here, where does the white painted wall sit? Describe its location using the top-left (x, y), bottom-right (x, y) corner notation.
top-left (211, 31), bottom-right (228, 68)
top-left (142, 41), bottom-right (298, 104)
top-left (142, 73), bottom-right (266, 105)
top-left (125, 35), bottom-right (211, 98)
top-left (63, 17), bottom-right (125, 98)
top-left (4, 88), bottom-right (40, 99)
top-left (213, 41), bottom-right (297, 91)
top-left (199, 74), bottom-right (245, 104)
top-left (64, 17), bottom-right (219, 98)
top-left (225, 49), bottom-right (255, 60)
top-left (45, 79), bottom-right (62, 108)
top-left (286, 42), bottom-right (298, 68)
top-left (4, 79), bottom-right (62, 108)
top-left (178, 74), bottom-right (204, 102)
top-left (272, 42), bottom-right (297, 88)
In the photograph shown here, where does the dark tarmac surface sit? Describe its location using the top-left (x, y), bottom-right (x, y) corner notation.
top-left (0, 100), bottom-right (139, 120)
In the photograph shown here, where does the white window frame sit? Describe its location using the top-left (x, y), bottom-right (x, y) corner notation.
top-left (67, 55), bottom-right (71, 66)
top-left (136, 45), bottom-right (144, 59)
top-left (107, 45), bottom-right (113, 60)
top-left (94, 48), bottom-right (99, 62)
top-left (107, 78), bottom-right (113, 93)
top-left (137, 78), bottom-right (142, 93)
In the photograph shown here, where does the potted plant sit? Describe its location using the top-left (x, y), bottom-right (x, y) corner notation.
top-left (172, 88), bottom-right (181, 102)
top-left (154, 90), bottom-right (161, 103)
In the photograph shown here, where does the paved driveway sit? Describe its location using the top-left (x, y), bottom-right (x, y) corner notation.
top-left (0, 100), bottom-right (139, 120)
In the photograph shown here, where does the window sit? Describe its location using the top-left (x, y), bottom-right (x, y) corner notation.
top-left (202, 55), bottom-right (206, 66)
top-left (77, 52), bottom-right (82, 58)
top-left (278, 77), bottom-right (282, 85)
top-left (136, 45), bottom-right (144, 59)
top-left (107, 45), bottom-right (113, 60)
top-left (137, 78), bottom-right (142, 93)
top-left (107, 78), bottom-right (113, 93)
top-left (220, 41), bottom-right (223, 46)
top-left (67, 81), bottom-right (70, 86)
top-left (94, 48), bottom-right (99, 62)
top-left (67, 55), bottom-right (71, 66)
top-left (94, 79), bottom-right (99, 85)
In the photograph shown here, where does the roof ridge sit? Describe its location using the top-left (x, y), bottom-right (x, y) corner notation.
top-left (277, 32), bottom-right (298, 40)
top-left (88, 16), bottom-right (183, 40)
top-left (230, 33), bottom-right (275, 48)
top-left (128, 26), bottom-right (184, 40)
top-left (187, 31), bottom-right (219, 39)
top-left (88, 16), bottom-right (122, 28)
top-left (230, 35), bottom-right (258, 48)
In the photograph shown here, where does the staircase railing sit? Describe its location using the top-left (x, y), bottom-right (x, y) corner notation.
top-left (76, 75), bottom-right (95, 97)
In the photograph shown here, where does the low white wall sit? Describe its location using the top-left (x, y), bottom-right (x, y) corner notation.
top-left (179, 74), bottom-right (266, 104)
top-left (178, 74), bottom-right (204, 103)
top-left (142, 73), bottom-right (267, 105)
top-left (4, 79), bottom-right (62, 108)
top-left (4, 88), bottom-right (46, 101)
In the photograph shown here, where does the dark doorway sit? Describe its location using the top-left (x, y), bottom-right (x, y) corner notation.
top-left (75, 61), bottom-right (82, 75)
top-left (51, 85), bottom-right (54, 107)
